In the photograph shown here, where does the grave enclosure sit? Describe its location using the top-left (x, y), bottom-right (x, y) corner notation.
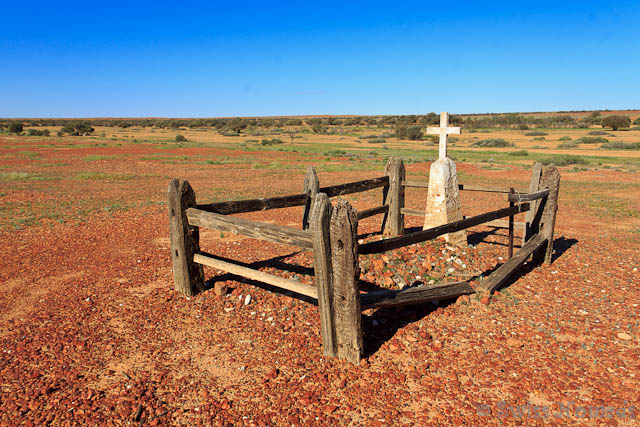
top-left (168, 159), bottom-right (560, 364)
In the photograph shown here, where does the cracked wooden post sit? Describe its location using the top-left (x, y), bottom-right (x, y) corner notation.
top-left (382, 157), bottom-right (405, 236)
top-left (523, 162), bottom-right (543, 246)
top-left (330, 199), bottom-right (363, 364)
top-left (535, 164), bottom-right (560, 264)
top-left (168, 179), bottom-right (205, 296)
top-left (302, 166), bottom-right (319, 230)
top-left (310, 193), bottom-right (336, 357)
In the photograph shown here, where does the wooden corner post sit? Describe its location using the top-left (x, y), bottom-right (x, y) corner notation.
top-left (382, 157), bottom-right (405, 236)
top-left (523, 162), bottom-right (543, 247)
top-left (536, 164), bottom-right (560, 264)
top-left (330, 200), bottom-right (363, 363)
top-left (168, 179), bottom-right (205, 296)
top-left (302, 166), bottom-right (319, 230)
top-left (310, 193), bottom-right (336, 357)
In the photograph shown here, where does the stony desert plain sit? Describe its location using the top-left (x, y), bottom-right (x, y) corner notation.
top-left (1, 111), bottom-right (639, 425)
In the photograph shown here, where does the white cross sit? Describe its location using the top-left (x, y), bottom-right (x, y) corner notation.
top-left (427, 112), bottom-right (461, 159)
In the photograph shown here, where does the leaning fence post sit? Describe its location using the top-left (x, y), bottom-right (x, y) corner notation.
top-left (523, 162), bottom-right (543, 246)
top-left (535, 164), bottom-right (560, 264)
top-left (302, 166), bottom-right (319, 230)
top-left (382, 157), bottom-right (405, 236)
top-left (168, 179), bottom-right (205, 296)
top-left (311, 193), bottom-right (336, 357)
top-left (330, 199), bottom-right (363, 364)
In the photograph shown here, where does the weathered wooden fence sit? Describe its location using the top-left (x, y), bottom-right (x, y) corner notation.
top-left (168, 159), bottom-right (560, 363)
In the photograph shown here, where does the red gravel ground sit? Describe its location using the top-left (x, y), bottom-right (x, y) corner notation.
top-left (1, 136), bottom-right (639, 425)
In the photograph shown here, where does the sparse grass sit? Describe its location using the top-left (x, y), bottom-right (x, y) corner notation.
top-left (532, 137), bottom-right (546, 141)
top-left (576, 136), bottom-right (608, 144)
top-left (587, 130), bottom-right (611, 136)
top-left (507, 150), bottom-right (529, 156)
top-left (558, 141), bottom-right (579, 149)
top-left (0, 172), bottom-right (52, 182)
top-left (261, 138), bottom-right (284, 146)
top-left (83, 154), bottom-right (120, 161)
top-left (600, 141), bottom-right (640, 150)
top-left (524, 131), bottom-right (548, 136)
top-left (18, 151), bottom-right (42, 160)
top-left (558, 136), bottom-right (572, 141)
top-left (74, 172), bottom-right (137, 180)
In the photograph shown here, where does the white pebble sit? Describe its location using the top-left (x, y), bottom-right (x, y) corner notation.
top-left (244, 295), bottom-right (252, 305)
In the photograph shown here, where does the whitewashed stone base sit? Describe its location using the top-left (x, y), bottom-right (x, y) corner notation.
top-left (423, 157), bottom-right (466, 246)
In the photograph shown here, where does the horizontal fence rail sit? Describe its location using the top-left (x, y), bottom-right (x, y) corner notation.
top-left (507, 188), bottom-right (550, 202)
top-left (320, 176), bottom-right (389, 198)
top-left (186, 208), bottom-right (314, 249)
top-left (360, 203), bottom-right (531, 255)
top-left (357, 205), bottom-right (389, 220)
top-left (193, 252), bottom-right (318, 299)
top-left (360, 281), bottom-right (475, 309)
top-left (402, 180), bottom-right (526, 195)
top-left (197, 193), bottom-right (308, 215)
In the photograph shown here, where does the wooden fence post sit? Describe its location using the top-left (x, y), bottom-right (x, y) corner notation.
top-left (382, 158), bottom-right (405, 236)
top-left (310, 193), bottom-right (336, 357)
top-left (302, 166), bottom-right (319, 230)
top-left (535, 164), bottom-right (560, 264)
top-left (522, 162), bottom-right (543, 246)
top-left (168, 179), bottom-right (205, 296)
top-left (330, 199), bottom-right (363, 364)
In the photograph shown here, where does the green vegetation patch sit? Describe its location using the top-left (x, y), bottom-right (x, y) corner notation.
top-left (600, 141), bottom-right (640, 150)
top-left (74, 172), bottom-right (137, 180)
top-left (541, 154), bottom-right (588, 166)
top-left (524, 131), bottom-right (548, 136)
top-left (0, 172), bottom-right (52, 182)
top-left (558, 141), bottom-right (579, 149)
top-left (471, 139), bottom-right (514, 148)
top-left (576, 136), bottom-right (608, 144)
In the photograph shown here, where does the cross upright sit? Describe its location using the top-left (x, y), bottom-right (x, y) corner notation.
top-left (427, 112), bottom-right (461, 159)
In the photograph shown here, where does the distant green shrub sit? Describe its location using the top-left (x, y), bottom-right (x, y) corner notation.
top-left (471, 138), bottom-right (514, 147)
top-left (61, 121), bottom-right (94, 136)
top-left (175, 134), bottom-right (187, 142)
top-left (517, 124), bottom-right (529, 130)
top-left (633, 117), bottom-right (640, 125)
top-left (558, 141), bottom-right (578, 148)
top-left (532, 137), bottom-right (546, 141)
top-left (601, 115), bottom-right (631, 130)
top-left (542, 155), bottom-right (588, 166)
top-left (395, 125), bottom-right (423, 140)
top-left (368, 138), bottom-right (387, 144)
top-left (9, 122), bottom-right (23, 134)
top-left (558, 136), bottom-right (572, 141)
top-left (507, 150), bottom-right (528, 156)
top-left (325, 149), bottom-right (347, 156)
top-left (587, 130), bottom-right (610, 136)
top-left (524, 131), bottom-right (547, 136)
top-left (600, 141), bottom-right (640, 150)
top-left (221, 131), bottom-right (239, 136)
top-left (261, 138), bottom-right (283, 146)
top-left (27, 129), bottom-right (50, 136)
top-left (358, 134), bottom-right (379, 139)
top-left (575, 136), bottom-right (608, 144)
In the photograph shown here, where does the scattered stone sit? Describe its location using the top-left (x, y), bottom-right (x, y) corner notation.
top-left (617, 332), bottom-right (632, 341)
top-left (506, 338), bottom-right (524, 348)
top-left (214, 282), bottom-right (228, 297)
top-left (432, 340), bottom-right (442, 351)
top-left (244, 295), bottom-right (252, 306)
top-left (480, 296), bottom-right (490, 306)
top-left (224, 307), bottom-right (234, 313)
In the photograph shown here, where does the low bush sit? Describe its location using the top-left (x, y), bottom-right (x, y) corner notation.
top-left (532, 137), bottom-right (546, 141)
top-left (9, 122), bottom-right (23, 134)
top-left (558, 141), bottom-right (578, 148)
top-left (601, 115), bottom-right (630, 130)
top-left (542, 154), bottom-right (588, 166)
top-left (524, 131), bottom-right (547, 136)
top-left (367, 138), bottom-right (387, 143)
top-left (558, 136), bottom-right (572, 141)
top-left (600, 141), bottom-right (640, 150)
top-left (27, 129), bottom-right (50, 136)
top-left (471, 138), bottom-right (514, 147)
top-left (395, 125), bottom-right (423, 140)
top-left (633, 117), bottom-right (640, 125)
top-left (587, 130), bottom-right (610, 136)
top-left (261, 138), bottom-right (283, 146)
top-left (575, 136), bottom-right (608, 144)
top-left (175, 134), bottom-right (187, 142)
top-left (358, 134), bottom-right (379, 139)
top-left (507, 150), bottom-right (529, 156)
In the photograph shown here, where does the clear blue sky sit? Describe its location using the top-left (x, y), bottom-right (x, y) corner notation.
top-left (1, 1), bottom-right (639, 117)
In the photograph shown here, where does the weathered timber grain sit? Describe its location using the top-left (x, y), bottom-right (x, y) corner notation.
top-left (310, 193), bottom-right (336, 357)
top-left (302, 166), bottom-right (319, 230)
top-left (360, 203), bottom-right (530, 255)
top-left (168, 179), bottom-right (205, 296)
top-left (320, 176), bottom-right (389, 198)
top-left (536, 164), bottom-right (560, 264)
top-left (193, 253), bottom-right (318, 299)
top-left (477, 233), bottom-right (547, 293)
top-left (508, 188), bottom-right (515, 259)
top-left (507, 188), bottom-right (550, 202)
top-left (196, 193), bottom-right (308, 215)
top-left (402, 180), bottom-right (429, 188)
top-left (523, 162), bottom-right (543, 246)
top-left (330, 200), bottom-right (363, 364)
top-left (357, 205), bottom-right (389, 220)
top-left (186, 208), bottom-right (313, 249)
top-left (360, 281), bottom-right (475, 309)
top-left (401, 208), bottom-right (426, 217)
top-left (382, 158), bottom-right (405, 236)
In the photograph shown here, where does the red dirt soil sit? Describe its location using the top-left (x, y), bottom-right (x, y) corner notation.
top-left (1, 146), bottom-right (639, 425)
